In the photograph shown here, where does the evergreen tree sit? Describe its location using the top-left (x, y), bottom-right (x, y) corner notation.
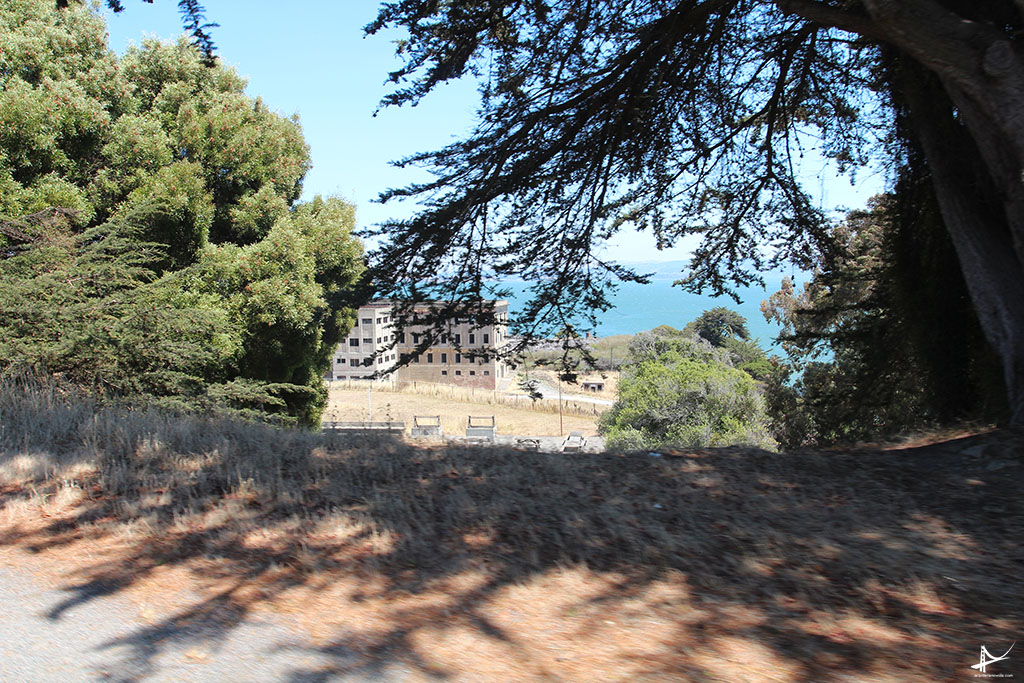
top-left (361, 0), bottom-right (1024, 426)
top-left (762, 185), bottom-right (1004, 446)
top-left (600, 333), bottom-right (774, 451)
top-left (0, 1), bottom-right (364, 425)
top-left (685, 307), bottom-right (751, 348)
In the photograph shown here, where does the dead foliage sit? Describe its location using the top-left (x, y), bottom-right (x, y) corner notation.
top-left (0, 377), bottom-right (1021, 681)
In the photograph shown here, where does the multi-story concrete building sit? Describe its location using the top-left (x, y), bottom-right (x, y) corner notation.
top-left (328, 302), bottom-right (401, 381)
top-left (327, 300), bottom-right (512, 390)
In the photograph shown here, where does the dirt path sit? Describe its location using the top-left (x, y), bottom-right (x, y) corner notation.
top-left (513, 379), bottom-right (615, 406)
top-left (0, 555), bottom-right (397, 682)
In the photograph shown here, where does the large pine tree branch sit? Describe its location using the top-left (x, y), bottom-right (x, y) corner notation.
top-left (774, 0), bottom-right (882, 38)
top-left (857, 0), bottom-right (1024, 268)
top-left (860, 0), bottom-right (1006, 87)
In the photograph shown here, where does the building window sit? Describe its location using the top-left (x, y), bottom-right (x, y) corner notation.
top-left (441, 370), bottom-right (448, 376)
top-left (483, 333), bottom-right (489, 344)
top-left (441, 353), bottom-right (447, 363)
top-left (469, 333), bottom-right (475, 344)
top-left (399, 333), bottom-right (406, 343)
top-left (362, 338), bottom-right (371, 345)
top-left (440, 334), bottom-right (447, 344)
top-left (413, 332), bottom-right (420, 344)
top-left (484, 371), bottom-right (490, 376)
top-left (468, 353), bottom-right (475, 363)
top-left (377, 337), bottom-right (382, 344)
top-left (362, 318), bottom-right (372, 325)
top-left (455, 353), bottom-right (461, 364)
top-left (376, 317), bottom-right (382, 324)
top-left (455, 333), bottom-right (461, 345)
top-left (455, 370), bottom-right (462, 376)
top-left (336, 358), bottom-right (346, 365)
top-left (413, 355), bottom-right (420, 363)
top-left (470, 371), bottom-right (476, 376)
top-left (427, 353), bottom-right (434, 363)
top-left (349, 339), bottom-right (359, 347)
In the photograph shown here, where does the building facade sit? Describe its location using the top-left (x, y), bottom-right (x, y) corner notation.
top-left (328, 302), bottom-right (400, 381)
top-left (327, 300), bottom-right (511, 390)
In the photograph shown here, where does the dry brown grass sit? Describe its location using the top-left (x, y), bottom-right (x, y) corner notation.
top-left (1, 376), bottom-right (1022, 681)
top-left (391, 378), bottom-right (607, 416)
top-left (326, 382), bottom-right (599, 436)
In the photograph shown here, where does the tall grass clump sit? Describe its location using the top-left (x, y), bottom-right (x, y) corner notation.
top-left (0, 372), bottom-right (356, 501)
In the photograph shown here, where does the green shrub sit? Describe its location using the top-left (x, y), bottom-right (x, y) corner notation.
top-left (600, 334), bottom-right (775, 451)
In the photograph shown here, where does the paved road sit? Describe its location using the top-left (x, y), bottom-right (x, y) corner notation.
top-left (444, 434), bottom-right (605, 453)
top-left (0, 564), bottom-right (399, 682)
top-left (505, 380), bottom-right (614, 407)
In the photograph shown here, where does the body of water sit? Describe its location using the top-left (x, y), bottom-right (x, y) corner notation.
top-left (502, 273), bottom-right (791, 348)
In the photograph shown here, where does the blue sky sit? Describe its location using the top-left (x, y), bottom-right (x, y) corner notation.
top-left (101, 2), bottom-right (884, 263)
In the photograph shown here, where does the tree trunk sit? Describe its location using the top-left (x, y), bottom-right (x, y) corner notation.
top-left (861, 0), bottom-right (1024, 425)
top-left (901, 86), bottom-right (1024, 426)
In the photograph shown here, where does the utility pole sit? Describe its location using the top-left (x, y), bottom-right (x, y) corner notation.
top-left (558, 377), bottom-right (563, 436)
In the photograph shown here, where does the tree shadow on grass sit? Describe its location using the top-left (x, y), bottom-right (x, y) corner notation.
top-left (1, 411), bottom-right (1022, 681)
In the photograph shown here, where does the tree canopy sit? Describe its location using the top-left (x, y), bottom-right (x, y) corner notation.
top-left (363, 0), bottom-right (1024, 425)
top-left (600, 332), bottom-right (774, 451)
top-left (1, 0), bottom-right (364, 425)
top-left (762, 189), bottom-right (1004, 445)
top-left (685, 307), bottom-right (751, 348)
top-left (64, 0), bottom-right (217, 60)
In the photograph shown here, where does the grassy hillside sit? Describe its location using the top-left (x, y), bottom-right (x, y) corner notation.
top-left (326, 381), bottom-right (600, 436)
top-left (1, 376), bottom-right (1021, 681)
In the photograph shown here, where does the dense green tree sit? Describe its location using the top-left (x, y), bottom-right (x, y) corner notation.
top-left (722, 337), bottom-right (775, 382)
top-left (361, 0), bottom-right (1024, 426)
top-left (60, 0), bottom-right (217, 61)
top-left (0, 1), bottom-right (364, 425)
top-left (0, 209), bottom-right (259, 415)
top-left (678, 309), bottom-right (773, 380)
top-left (684, 307), bottom-right (750, 348)
top-left (600, 333), bottom-right (774, 451)
top-left (762, 187), bottom-right (1004, 446)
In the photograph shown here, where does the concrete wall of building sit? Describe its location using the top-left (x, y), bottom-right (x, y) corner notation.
top-left (328, 303), bottom-right (398, 381)
top-left (328, 300), bottom-right (511, 388)
top-left (397, 352), bottom-right (506, 389)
